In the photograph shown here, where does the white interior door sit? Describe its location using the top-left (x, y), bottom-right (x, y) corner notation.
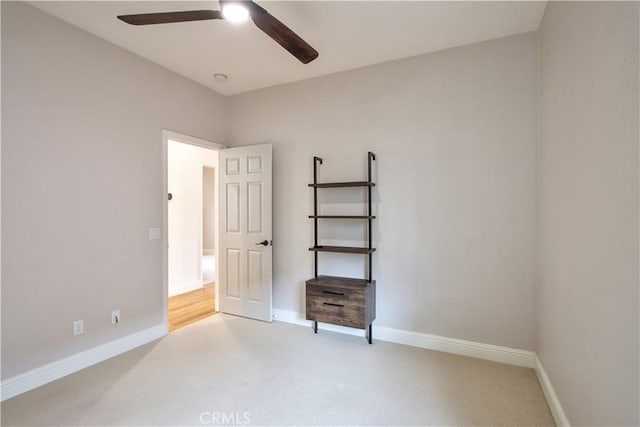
top-left (219, 143), bottom-right (272, 321)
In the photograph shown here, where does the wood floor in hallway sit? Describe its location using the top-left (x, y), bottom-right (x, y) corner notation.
top-left (168, 283), bottom-right (216, 332)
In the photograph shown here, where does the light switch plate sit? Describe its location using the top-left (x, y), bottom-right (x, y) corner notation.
top-left (148, 227), bottom-right (161, 240)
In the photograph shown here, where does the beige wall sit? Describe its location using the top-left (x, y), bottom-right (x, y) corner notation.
top-left (229, 32), bottom-right (539, 350)
top-left (537, 2), bottom-right (639, 425)
top-left (1, 2), bottom-right (228, 378)
top-left (203, 167), bottom-right (216, 252)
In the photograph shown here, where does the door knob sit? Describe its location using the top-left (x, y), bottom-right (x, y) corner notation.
top-left (255, 240), bottom-right (271, 246)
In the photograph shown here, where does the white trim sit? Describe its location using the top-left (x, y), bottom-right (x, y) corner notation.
top-left (272, 309), bottom-right (536, 368)
top-left (1, 324), bottom-right (166, 401)
top-left (162, 130), bottom-right (224, 332)
top-left (535, 356), bottom-right (571, 426)
top-left (168, 280), bottom-right (203, 297)
top-left (163, 130), bottom-right (225, 150)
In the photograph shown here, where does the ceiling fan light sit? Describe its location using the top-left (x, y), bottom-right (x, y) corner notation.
top-left (222, 3), bottom-right (249, 23)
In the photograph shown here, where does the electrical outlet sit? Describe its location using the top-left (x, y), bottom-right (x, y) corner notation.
top-left (111, 309), bottom-right (120, 325)
top-left (73, 320), bottom-right (84, 336)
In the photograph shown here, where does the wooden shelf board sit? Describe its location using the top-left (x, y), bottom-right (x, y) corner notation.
top-left (306, 275), bottom-right (375, 289)
top-left (308, 181), bottom-right (375, 188)
top-left (309, 245), bottom-right (376, 254)
top-left (308, 215), bottom-right (376, 219)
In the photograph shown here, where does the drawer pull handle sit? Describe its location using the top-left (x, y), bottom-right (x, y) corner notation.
top-left (323, 302), bottom-right (344, 308)
top-left (322, 290), bottom-right (344, 296)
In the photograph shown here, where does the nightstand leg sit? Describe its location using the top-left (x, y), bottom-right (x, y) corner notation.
top-left (313, 321), bottom-right (318, 334)
top-left (367, 324), bottom-right (372, 344)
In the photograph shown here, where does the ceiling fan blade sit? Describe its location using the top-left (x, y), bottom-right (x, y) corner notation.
top-left (118, 10), bottom-right (223, 26)
top-left (246, 3), bottom-right (318, 64)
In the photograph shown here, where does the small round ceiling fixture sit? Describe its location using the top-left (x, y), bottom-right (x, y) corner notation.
top-left (213, 73), bottom-right (228, 83)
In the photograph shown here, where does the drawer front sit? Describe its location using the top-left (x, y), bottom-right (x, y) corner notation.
top-left (306, 295), bottom-right (365, 329)
top-left (306, 283), bottom-right (365, 305)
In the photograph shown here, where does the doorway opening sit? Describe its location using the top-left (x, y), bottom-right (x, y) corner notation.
top-left (163, 131), bottom-right (224, 332)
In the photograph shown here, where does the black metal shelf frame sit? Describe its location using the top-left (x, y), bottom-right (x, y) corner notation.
top-left (308, 215), bottom-right (376, 219)
top-left (311, 152), bottom-right (376, 282)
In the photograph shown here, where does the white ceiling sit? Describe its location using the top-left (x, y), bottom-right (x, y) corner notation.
top-left (30, 1), bottom-right (547, 96)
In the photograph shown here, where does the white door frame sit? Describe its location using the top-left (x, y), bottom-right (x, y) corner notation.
top-left (162, 130), bottom-right (225, 332)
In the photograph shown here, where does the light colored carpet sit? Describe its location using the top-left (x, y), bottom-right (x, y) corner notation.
top-left (1, 314), bottom-right (554, 426)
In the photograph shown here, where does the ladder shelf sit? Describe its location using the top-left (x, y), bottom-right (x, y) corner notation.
top-left (306, 152), bottom-right (377, 344)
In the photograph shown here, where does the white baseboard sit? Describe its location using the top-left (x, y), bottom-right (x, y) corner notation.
top-left (168, 280), bottom-right (202, 297)
top-left (1, 324), bottom-right (166, 401)
top-left (535, 356), bottom-right (571, 426)
top-left (272, 309), bottom-right (536, 368)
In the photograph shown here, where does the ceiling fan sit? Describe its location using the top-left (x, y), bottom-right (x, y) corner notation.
top-left (117, 0), bottom-right (318, 64)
